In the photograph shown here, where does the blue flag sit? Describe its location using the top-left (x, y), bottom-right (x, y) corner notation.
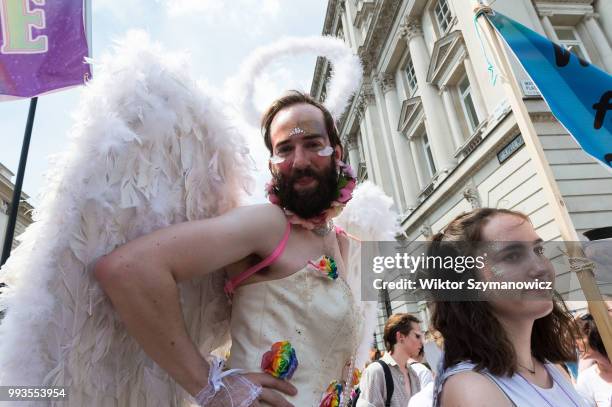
top-left (487, 11), bottom-right (612, 169)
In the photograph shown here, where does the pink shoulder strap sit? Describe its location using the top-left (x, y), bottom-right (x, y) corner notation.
top-left (334, 225), bottom-right (360, 241)
top-left (224, 221), bottom-right (291, 296)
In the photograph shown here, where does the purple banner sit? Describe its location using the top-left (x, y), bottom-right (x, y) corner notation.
top-left (0, 0), bottom-right (90, 98)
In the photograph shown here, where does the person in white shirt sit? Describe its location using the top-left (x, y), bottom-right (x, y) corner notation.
top-left (576, 314), bottom-right (612, 407)
top-left (357, 314), bottom-right (431, 407)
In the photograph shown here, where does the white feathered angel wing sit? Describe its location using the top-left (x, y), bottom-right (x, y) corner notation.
top-left (0, 31), bottom-right (253, 406)
top-left (335, 182), bottom-right (399, 370)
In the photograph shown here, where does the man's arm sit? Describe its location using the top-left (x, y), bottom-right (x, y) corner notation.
top-left (93, 204), bottom-right (287, 397)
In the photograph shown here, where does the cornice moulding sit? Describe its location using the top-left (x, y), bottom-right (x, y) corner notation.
top-left (358, 0), bottom-right (403, 74)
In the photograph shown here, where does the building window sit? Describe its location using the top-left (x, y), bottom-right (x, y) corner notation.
top-left (382, 288), bottom-right (392, 318)
top-left (405, 55), bottom-right (418, 95)
top-left (422, 133), bottom-right (436, 177)
top-left (458, 74), bottom-right (479, 133)
top-left (554, 26), bottom-right (590, 62)
top-left (434, 0), bottom-right (452, 34)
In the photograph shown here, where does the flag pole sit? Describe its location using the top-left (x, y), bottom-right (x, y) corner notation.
top-left (1, 97), bottom-right (38, 267)
top-left (474, 1), bottom-right (612, 355)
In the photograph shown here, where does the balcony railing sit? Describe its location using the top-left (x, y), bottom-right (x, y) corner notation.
top-left (455, 119), bottom-right (488, 162)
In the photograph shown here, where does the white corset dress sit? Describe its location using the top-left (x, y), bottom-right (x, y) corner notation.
top-left (227, 260), bottom-right (360, 407)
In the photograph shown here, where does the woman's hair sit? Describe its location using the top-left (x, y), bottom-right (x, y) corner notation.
top-left (260, 90), bottom-right (341, 155)
top-left (383, 313), bottom-right (421, 352)
top-left (429, 208), bottom-right (579, 376)
top-left (580, 313), bottom-right (608, 359)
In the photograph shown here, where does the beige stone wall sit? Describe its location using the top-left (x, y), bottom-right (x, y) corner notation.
top-left (0, 163), bottom-right (34, 254)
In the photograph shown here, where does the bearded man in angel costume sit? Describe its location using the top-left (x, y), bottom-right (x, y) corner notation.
top-left (0, 34), bottom-right (396, 407)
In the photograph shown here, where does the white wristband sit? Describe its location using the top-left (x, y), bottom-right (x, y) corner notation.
top-left (194, 355), bottom-right (261, 407)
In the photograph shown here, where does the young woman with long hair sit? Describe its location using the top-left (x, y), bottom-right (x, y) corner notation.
top-left (428, 208), bottom-right (588, 407)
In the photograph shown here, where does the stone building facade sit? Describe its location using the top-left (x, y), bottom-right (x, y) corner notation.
top-left (0, 162), bottom-right (34, 256)
top-left (311, 0), bottom-right (612, 349)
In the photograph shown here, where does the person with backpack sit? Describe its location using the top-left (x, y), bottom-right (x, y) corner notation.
top-left (356, 314), bottom-right (430, 407)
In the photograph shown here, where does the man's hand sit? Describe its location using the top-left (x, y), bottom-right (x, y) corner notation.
top-left (243, 373), bottom-right (297, 407)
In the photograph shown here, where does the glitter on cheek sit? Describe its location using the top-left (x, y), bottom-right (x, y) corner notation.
top-left (490, 265), bottom-right (505, 276)
top-left (270, 155), bottom-right (286, 164)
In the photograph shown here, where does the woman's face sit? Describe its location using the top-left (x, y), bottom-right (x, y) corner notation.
top-left (478, 214), bottom-right (555, 321)
top-left (579, 336), bottom-right (612, 370)
top-left (397, 322), bottom-right (424, 359)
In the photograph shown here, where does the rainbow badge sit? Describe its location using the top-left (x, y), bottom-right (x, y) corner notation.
top-left (261, 340), bottom-right (298, 380)
top-left (309, 255), bottom-right (338, 280)
top-left (319, 380), bottom-right (343, 407)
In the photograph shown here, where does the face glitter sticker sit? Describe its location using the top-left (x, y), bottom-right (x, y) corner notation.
top-left (288, 127), bottom-right (306, 137)
top-left (269, 145), bottom-right (334, 165)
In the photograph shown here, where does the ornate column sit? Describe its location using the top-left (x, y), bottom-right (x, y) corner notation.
top-left (373, 74), bottom-right (405, 210)
top-left (439, 85), bottom-right (464, 151)
top-left (357, 99), bottom-right (378, 184)
top-left (358, 82), bottom-right (396, 199)
top-left (539, 12), bottom-right (558, 41)
top-left (409, 136), bottom-right (427, 189)
top-left (378, 72), bottom-right (419, 209)
top-left (337, 0), bottom-right (356, 49)
top-left (343, 133), bottom-right (361, 171)
top-left (401, 18), bottom-right (456, 173)
top-left (584, 13), bottom-right (612, 72)
top-left (356, 88), bottom-right (381, 185)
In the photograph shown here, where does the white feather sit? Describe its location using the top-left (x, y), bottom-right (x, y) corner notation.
top-left (336, 181), bottom-right (399, 370)
top-left (337, 181), bottom-right (400, 241)
top-left (232, 36), bottom-right (362, 126)
top-left (0, 30), bottom-right (252, 406)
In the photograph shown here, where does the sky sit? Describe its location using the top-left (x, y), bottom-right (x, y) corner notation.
top-left (0, 0), bottom-right (328, 206)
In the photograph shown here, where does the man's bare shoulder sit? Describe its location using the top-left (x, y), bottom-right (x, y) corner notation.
top-left (226, 204), bottom-right (287, 252)
top-left (440, 371), bottom-right (511, 407)
top-left (230, 203), bottom-right (286, 229)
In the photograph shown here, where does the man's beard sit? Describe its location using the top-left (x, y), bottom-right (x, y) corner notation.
top-left (274, 160), bottom-right (338, 219)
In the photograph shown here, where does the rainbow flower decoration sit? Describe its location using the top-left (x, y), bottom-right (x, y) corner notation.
top-left (319, 380), bottom-right (343, 407)
top-left (261, 341), bottom-right (298, 380)
top-left (309, 255), bottom-right (338, 280)
top-left (265, 160), bottom-right (357, 231)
